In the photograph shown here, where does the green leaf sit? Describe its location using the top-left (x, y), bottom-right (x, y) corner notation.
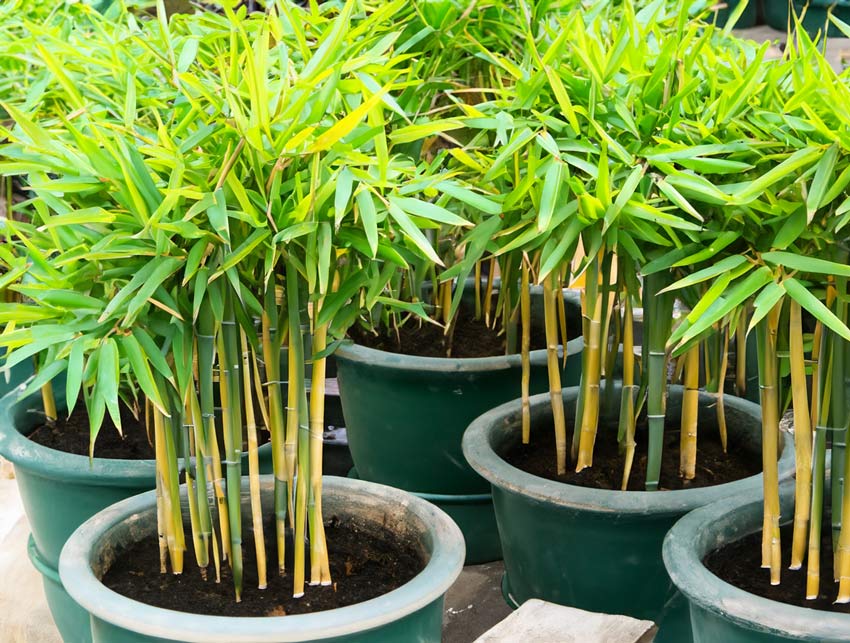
top-left (761, 251), bottom-right (850, 278)
top-left (97, 338), bottom-right (121, 433)
top-left (355, 187), bottom-right (379, 257)
top-left (806, 144), bottom-right (838, 222)
top-left (387, 201), bottom-right (442, 265)
top-left (334, 166), bottom-right (354, 230)
top-left (388, 196), bottom-right (470, 227)
top-left (784, 277), bottom-right (850, 342)
top-left (435, 182), bottom-right (501, 215)
top-left (538, 160), bottom-right (565, 232)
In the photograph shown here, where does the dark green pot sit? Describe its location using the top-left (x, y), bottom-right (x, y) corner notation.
top-left (462, 385), bottom-right (795, 642)
top-left (348, 466), bottom-right (502, 563)
top-left (764, 0), bottom-right (850, 37)
top-left (0, 389), bottom-right (159, 643)
top-left (664, 480), bottom-right (844, 642)
top-left (59, 475), bottom-right (465, 643)
top-left (335, 288), bottom-right (583, 564)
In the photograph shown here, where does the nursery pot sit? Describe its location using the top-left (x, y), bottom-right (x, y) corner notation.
top-left (462, 384), bottom-right (795, 642)
top-left (664, 480), bottom-right (847, 642)
top-left (0, 386), bottom-right (159, 643)
top-left (335, 286), bottom-right (583, 564)
top-left (59, 475), bottom-right (465, 643)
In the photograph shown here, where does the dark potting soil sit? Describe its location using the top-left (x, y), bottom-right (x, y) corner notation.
top-left (102, 515), bottom-right (424, 617)
top-left (27, 404), bottom-right (154, 460)
top-left (504, 418), bottom-right (761, 491)
top-left (348, 305), bottom-right (551, 359)
top-left (704, 522), bottom-right (850, 613)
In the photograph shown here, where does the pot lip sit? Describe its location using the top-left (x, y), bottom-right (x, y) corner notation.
top-left (334, 336), bottom-right (584, 374)
top-left (0, 388), bottom-right (157, 486)
top-left (462, 385), bottom-right (795, 515)
top-left (662, 481), bottom-right (850, 639)
top-left (59, 475), bottom-right (465, 643)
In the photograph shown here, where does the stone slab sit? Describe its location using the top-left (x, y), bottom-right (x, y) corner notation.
top-left (473, 599), bottom-right (656, 643)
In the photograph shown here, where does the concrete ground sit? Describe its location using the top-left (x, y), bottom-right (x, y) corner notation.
top-left (736, 24), bottom-right (850, 70)
top-left (443, 561), bottom-right (512, 643)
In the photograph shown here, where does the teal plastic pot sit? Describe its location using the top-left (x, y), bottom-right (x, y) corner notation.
top-left (59, 475), bottom-right (465, 643)
top-left (28, 535), bottom-right (92, 643)
top-left (349, 466), bottom-right (502, 563)
top-left (765, 0), bottom-right (850, 37)
top-left (663, 481), bottom-right (846, 642)
top-left (0, 388), bottom-right (159, 643)
top-left (335, 288), bottom-right (582, 563)
top-left (462, 385), bottom-right (795, 642)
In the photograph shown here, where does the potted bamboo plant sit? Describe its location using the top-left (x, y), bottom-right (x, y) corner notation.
top-left (333, 0), bottom-right (585, 565)
top-left (2, 2), bottom-right (465, 641)
top-left (665, 17), bottom-right (850, 642)
top-left (461, 3), bottom-right (796, 640)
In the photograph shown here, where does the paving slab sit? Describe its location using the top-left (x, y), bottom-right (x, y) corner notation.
top-left (474, 599), bottom-right (656, 643)
top-left (443, 561), bottom-right (512, 643)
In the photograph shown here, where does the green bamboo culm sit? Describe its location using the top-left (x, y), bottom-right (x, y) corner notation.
top-left (830, 286), bottom-right (849, 582)
top-left (643, 272), bottom-right (674, 491)
top-left (219, 287), bottom-right (244, 601)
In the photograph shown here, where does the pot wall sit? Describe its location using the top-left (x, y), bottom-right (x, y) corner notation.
top-left (463, 385), bottom-right (795, 642)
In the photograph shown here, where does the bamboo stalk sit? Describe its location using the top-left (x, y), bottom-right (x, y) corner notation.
top-left (521, 260), bottom-right (531, 444)
top-left (830, 291), bottom-right (848, 582)
top-left (474, 260), bottom-right (482, 320)
top-left (40, 379), bottom-right (57, 423)
top-left (308, 309), bottom-right (332, 586)
top-left (808, 328), bottom-right (832, 599)
top-left (262, 285), bottom-right (288, 576)
top-left (576, 254), bottom-right (602, 472)
top-left (242, 332), bottom-right (267, 590)
top-left (484, 256), bottom-right (496, 327)
top-left (716, 327), bottom-right (730, 453)
top-left (789, 300), bottom-right (813, 570)
top-left (186, 386), bottom-right (212, 579)
top-left (757, 302), bottom-right (782, 585)
top-left (543, 273), bottom-right (567, 475)
top-left (620, 297), bottom-right (637, 490)
top-left (558, 264), bottom-right (570, 368)
top-left (736, 312), bottom-right (747, 396)
top-left (679, 343), bottom-right (699, 480)
top-left (219, 291), bottom-right (244, 601)
top-left (643, 273), bottom-right (673, 491)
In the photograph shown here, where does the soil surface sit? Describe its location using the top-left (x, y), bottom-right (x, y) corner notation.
top-left (102, 515), bottom-right (424, 617)
top-left (27, 404), bottom-right (154, 460)
top-left (705, 522), bottom-right (850, 613)
top-left (349, 301), bottom-right (557, 359)
top-left (505, 417), bottom-right (760, 491)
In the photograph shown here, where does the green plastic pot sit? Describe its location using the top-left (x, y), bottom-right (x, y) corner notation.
top-left (348, 466), bottom-right (502, 563)
top-left (663, 480), bottom-right (846, 642)
top-left (59, 475), bottom-right (465, 643)
top-left (0, 387), bottom-right (159, 643)
top-left (335, 287), bottom-right (583, 563)
top-left (462, 384), bottom-right (795, 642)
top-left (765, 0), bottom-right (850, 37)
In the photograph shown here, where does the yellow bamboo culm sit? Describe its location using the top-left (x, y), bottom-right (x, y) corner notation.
top-left (679, 343), bottom-right (700, 480)
top-left (241, 334), bottom-right (267, 590)
top-left (736, 313), bottom-right (747, 396)
top-left (760, 303), bottom-right (782, 585)
top-left (543, 273), bottom-right (567, 475)
top-left (558, 264), bottom-right (570, 367)
top-left (155, 458), bottom-right (168, 574)
top-left (716, 328), bottom-right (730, 453)
top-left (576, 290), bottom-right (602, 472)
top-left (789, 301), bottom-right (813, 570)
top-left (41, 380), bottom-right (57, 424)
top-left (154, 409), bottom-right (184, 575)
top-left (309, 319), bottom-right (332, 586)
top-left (809, 322), bottom-right (823, 440)
top-left (208, 408), bottom-right (231, 563)
top-left (441, 280), bottom-right (452, 327)
top-left (484, 256), bottom-right (496, 327)
top-left (474, 261), bottom-right (482, 320)
top-left (620, 299), bottom-right (637, 491)
top-left (520, 261), bottom-right (532, 444)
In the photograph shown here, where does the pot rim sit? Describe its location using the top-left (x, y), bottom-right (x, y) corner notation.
top-left (662, 480), bottom-right (849, 640)
top-left (462, 384), bottom-right (795, 516)
top-left (0, 387), bottom-right (157, 487)
top-left (59, 475), bottom-right (465, 642)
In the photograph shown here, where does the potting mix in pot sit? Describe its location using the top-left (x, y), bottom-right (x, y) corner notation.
top-left (2, 0), bottom-right (850, 639)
